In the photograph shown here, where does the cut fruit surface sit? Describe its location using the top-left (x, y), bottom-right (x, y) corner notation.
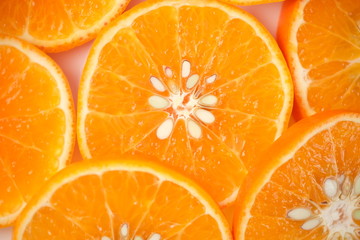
top-left (0, 0), bottom-right (130, 52)
top-left (234, 111), bottom-right (360, 239)
top-left (0, 35), bottom-right (75, 226)
top-left (278, 0), bottom-right (360, 119)
top-left (14, 159), bottom-right (232, 239)
top-left (78, 0), bottom-right (293, 206)
top-left (219, 0), bottom-right (284, 6)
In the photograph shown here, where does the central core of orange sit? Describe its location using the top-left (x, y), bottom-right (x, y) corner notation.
top-left (321, 199), bottom-right (357, 234)
top-left (167, 92), bottom-right (198, 120)
top-left (148, 65), bottom-right (218, 140)
top-left (287, 175), bottom-right (360, 237)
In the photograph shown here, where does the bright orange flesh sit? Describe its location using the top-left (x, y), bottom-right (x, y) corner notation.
top-left (278, 0), bottom-right (360, 119)
top-left (14, 159), bottom-right (232, 239)
top-left (0, 35), bottom-right (75, 226)
top-left (220, 0), bottom-right (284, 6)
top-left (0, 0), bottom-right (130, 52)
top-left (234, 111), bottom-right (360, 239)
top-left (78, 0), bottom-right (293, 206)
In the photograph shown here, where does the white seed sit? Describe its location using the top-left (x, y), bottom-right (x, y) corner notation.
top-left (101, 237), bottom-right (111, 240)
top-left (156, 118), bottom-right (174, 140)
top-left (168, 80), bottom-right (179, 94)
top-left (287, 207), bottom-right (312, 220)
top-left (195, 109), bottom-right (215, 124)
top-left (341, 176), bottom-right (352, 198)
top-left (353, 209), bottom-right (360, 220)
top-left (134, 237), bottom-right (144, 240)
top-left (338, 175), bottom-right (345, 184)
top-left (329, 232), bottom-right (341, 240)
top-left (354, 175), bottom-right (360, 195)
top-left (182, 60), bottom-right (191, 78)
top-left (148, 96), bottom-right (170, 109)
top-left (186, 74), bottom-right (199, 89)
top-left (199, 95), bottom-right (218, 106)
top-left (324, 178), bottom-right (338, 198)
top-left (205, 74), bottom-right (216, 84)
top-left (148, 233), bottom-right (161, 240)
top-left (344, 232), bottom-right (355, 240)
top-left (164, 67), bottom-right (173, 78)
top-left (120, 223), bottom-right (129, 237)
top-left (301, 217), bottom-right (321, 231)
top-left (187, 119), bottom-right (202, 139)
top-left (150, 76), bottom-right (166, 92)
top-left (340, 194), bottom-right (346, 200)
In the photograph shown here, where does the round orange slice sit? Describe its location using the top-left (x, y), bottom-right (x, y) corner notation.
top-left (0, 0), bottom-right (131, 52)
top-left (0, 35), bottom-right (75, 226)
top-left (234, 110), bottom-right (360, 239)
top-left (278, 0), bottom-right (360, 119)
top-left (78, 0), bottom-right (293, 207)
top-left (14, 159), bottom-right (232, 239)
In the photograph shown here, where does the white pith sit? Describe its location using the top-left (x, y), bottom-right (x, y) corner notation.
top-left (148, 62), bottom-right (217, 140)
top-left (0, 37), bottom-right (74, 225)
top-left (287, 175), bottom-right (360, 239)
top-left (288, 0), bottom-right (311, 115)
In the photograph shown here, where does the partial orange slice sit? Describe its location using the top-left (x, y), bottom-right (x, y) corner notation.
top-left (234, 111), bottom-right (360, 239)
top-left (278, 0), bottom-right (360, 119)
top-left (0, 0), bottom-right (131, 52)
top-left (14, 159), bottom-right (232, 239)
top-left (78, 0), bottom-right (293, 207)
top-left (0, 35), bottom-right (75, 226)
top-left (220, 0), bottom-right (284, 6)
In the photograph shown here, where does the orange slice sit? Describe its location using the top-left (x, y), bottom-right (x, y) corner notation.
top-left (220, 0), bottom-right (284, 6)
top-left (0, 35), bottom-right (75, 226)
top-left (0, 0), bottom-right (131, 52)
top-left (278, 0), bottom-right (360, 119)
top-left (78, 0), bottom-right (293, 207)
top-left (14, 159), bottom-right (232, 239)
top-left (234, 110), bottom-right (360, 239)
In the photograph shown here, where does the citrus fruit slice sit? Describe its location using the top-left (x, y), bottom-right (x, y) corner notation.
top-left (78, 0), bottom-right (293, 206)
top-left (220, 0), bottom-right (284, 6)
top-left (234, 111), bottom-right (360, 239)
top-left (0, 35), bottom-right (75, 226)
top-left (0, 0), bottom-right (130, 52)
top-left (14, 159), bottom-right (232, 239)
top-left (278, 0), bottom-right (360, 119)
